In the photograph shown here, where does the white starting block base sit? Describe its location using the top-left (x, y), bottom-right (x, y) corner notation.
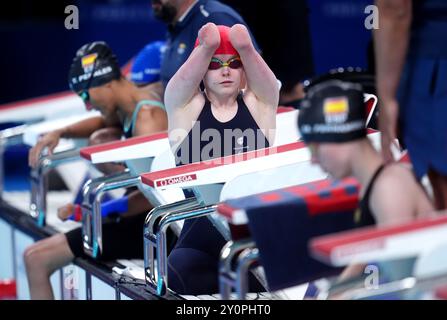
top-left (180, 292), bottom-right (274, 300)
top-left (54, 160), bottom-right (90, 195)
top-left (271, 283), bottom-right (309, 300)
top-left (112, 258), bottom-right (309, 300)
top-left (3, 191), bottom-right (80, 233)
top-left (114, 259), bottom-right (146, 280)
top-left (22, 112), bottom-right (101, 147)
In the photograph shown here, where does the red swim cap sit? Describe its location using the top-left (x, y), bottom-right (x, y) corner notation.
top-left (195, 25), bottom-right (238, 56)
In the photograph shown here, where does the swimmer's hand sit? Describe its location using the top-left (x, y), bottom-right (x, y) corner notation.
top-left (229, 24), bottom-right (253, 52)
top-left (197, 22), bottom-right (220, 51)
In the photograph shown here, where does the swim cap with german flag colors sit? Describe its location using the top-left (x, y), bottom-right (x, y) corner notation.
top-left (68, 41), bottom-right (122, 93)
top-left (298, 80), bottom-right (367, 143)
top-left (194, 25), bottom-right (238, 56)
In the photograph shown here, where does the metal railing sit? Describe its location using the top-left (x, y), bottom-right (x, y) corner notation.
top-left (29, 148), bottom-right (80, 226)
top-left (81, 172), bottom-right (141, 258)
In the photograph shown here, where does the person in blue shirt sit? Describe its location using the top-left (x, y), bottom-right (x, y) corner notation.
top-left (375, 0), bottom-right (447, 210)
top-left (150, 0), bottom-right (258, 88)
top-left (130, 40), bottom-right (166, 87)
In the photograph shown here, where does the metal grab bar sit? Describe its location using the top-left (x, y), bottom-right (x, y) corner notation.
top-left (235, 247), bottom-right (260, 300)
top-left (82, 175), bottom-right (141, 258)
top-left (219, 239), bottom-right (257, 300)
top-left (154, 204), bottom-right (218, 296)
top-left (81, 169), bottom-right (132, 205)
top-left (29, 148), bottom-right (80, 226)
top-left (143, 198), bottom-right (201, 290)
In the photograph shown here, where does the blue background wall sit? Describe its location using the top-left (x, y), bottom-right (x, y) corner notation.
top-left (0, 0), bottom-right (166, 105)
top-left (308, 0), bottom-right (373, 74)
top-left (0, 0), bottom-right (373, 105)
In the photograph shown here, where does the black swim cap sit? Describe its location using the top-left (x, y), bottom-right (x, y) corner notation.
top-left (298, 80), bottom-right (367, 143)
top-left (68, 41), bottom-right (122, 93)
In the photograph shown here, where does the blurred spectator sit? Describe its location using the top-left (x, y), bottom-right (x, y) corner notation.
top-left (129, 40), bottom-right (166, 86)
top-left (150, 0), bottom-right (258, 88)
top-left (375, 0), bottom-right (447, 209)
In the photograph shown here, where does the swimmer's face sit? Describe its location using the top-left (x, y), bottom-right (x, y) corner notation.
top-left (203, 54), bottom-right (244, 95)
top-left (308, 142), bottom-right (351, 180)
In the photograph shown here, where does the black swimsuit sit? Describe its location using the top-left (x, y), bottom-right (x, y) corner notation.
top-left (168, 93), bottom-right (269, 294)
top-left (174, 93), bottom-right (269, 165)
top-left (355, 164), bottom-right (386, 227)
